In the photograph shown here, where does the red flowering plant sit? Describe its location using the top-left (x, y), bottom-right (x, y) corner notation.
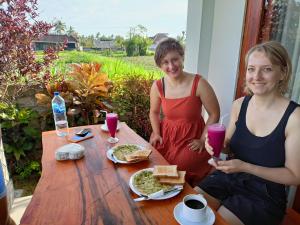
top-left (0, 0), bottom-right (63, 104)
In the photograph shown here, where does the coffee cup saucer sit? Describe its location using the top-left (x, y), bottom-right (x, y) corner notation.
top-left (173, 202), bottom-right (215, 225)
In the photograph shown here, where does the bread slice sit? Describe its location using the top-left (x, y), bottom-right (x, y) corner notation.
top-left (153, 165), bottom-right (179, 178)
top-left (124, 149), bottom-right (152, 162)
top-left (159, 171), bottom-right (186, 185)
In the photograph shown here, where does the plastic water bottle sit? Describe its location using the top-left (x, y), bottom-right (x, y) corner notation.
top-left (51, 92), bottom-right (69, 137)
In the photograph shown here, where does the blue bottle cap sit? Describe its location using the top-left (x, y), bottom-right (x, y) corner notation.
top-left (54, 92), bottom-right (59, 96)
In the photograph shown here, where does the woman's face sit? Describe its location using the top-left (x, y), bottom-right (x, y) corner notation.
top-left (159, 50), bottom-right (184, 78)
top-left (246, 51), bottom-right (283, 96)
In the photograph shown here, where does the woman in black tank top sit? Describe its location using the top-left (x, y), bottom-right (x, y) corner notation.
top-left (196, 41), bottom-right (300, 225)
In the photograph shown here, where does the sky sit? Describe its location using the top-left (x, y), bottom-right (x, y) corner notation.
top-left (37, 0), bottom-right (188, 38)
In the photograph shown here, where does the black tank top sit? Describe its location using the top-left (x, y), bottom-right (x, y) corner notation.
top-left (230, 96), bottom-right (299, 167)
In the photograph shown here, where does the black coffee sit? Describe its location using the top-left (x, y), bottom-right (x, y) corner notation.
top-left (185, 199), bottom-right (204, 209)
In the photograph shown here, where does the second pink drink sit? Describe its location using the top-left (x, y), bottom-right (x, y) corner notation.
top-left (207, 124), bottom-right (226, 158)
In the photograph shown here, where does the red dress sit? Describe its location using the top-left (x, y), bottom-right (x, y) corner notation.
top-left (156, 75), bottom-right (211, 186)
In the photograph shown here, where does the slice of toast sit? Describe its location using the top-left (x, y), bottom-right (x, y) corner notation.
top-left (159, 171), bottom-right (186, 185)
top-left (153, 165), bottom-right (179, 178)
top-left (124, 149), bottom-right (152, 162)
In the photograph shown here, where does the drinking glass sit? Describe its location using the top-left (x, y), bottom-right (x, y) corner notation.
top-left (106, 113), bottom-right (119, 143)
top-left (207, 123), bottom-right (225, 161)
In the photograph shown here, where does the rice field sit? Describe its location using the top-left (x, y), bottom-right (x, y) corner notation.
top-left (46, 51), bottom-right (163, 80)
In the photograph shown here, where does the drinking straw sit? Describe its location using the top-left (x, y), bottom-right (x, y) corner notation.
top-left (219, 113), bottom-right (229, 126)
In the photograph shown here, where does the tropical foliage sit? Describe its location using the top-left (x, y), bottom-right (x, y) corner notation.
top-left (0, 102), bottom-right (41, 161)
top-left (36, 62), bottom-right (112, 125)
top-left (112, 74), bottom-right (154, 140)
top-left (0, 0), bottom-right (61, 104)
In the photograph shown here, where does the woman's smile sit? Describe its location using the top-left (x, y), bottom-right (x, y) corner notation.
top-left (246, 51), bottom-right (283, 96)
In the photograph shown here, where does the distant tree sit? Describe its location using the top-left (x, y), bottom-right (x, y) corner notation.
top-left (136, 24), bottom-right (147, 37)
top-left (53, 19), bottom-right (66, 34)
top-left (176, 31), bottom-right (186, 46)
top-left (100, 35), bottom-right (112, 41)
top-left (0, 0), bottom-right (61, 103)
top-left (79, 35), bottom-right (95, 48)
top-left (114, 35), bottom-right (125, 49)
top-left (96, 32), bottom-right (101, 40)
top-left (124, 25), bottom-right (151, 56)
top-left (66, 26), bottom-right (78, 37)
top-left (128, 26), bottom-right (136, 39)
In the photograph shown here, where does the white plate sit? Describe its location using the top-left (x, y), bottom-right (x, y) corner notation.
top-left (106, 144), bottom-right (145, 164)
top-left (101, 122), bottom-right (120, 132)
top-left (129, 168), bottom-right (183, 200)
top-left (173, 202), bottom-right (215, 225)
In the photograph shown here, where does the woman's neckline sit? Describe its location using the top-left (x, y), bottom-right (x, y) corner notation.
top-left (162, 95), bottom-right (196, 100)
top-left (245, 97), bottom-right (290, 138)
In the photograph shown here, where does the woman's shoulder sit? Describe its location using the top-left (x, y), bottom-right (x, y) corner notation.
top-left (183, 72), bottom-right (197, 80)
top-left (233, 96), bottom-right (246, 108)
top-left (285, 102), bottom-right (300, 140)
top-left (287, 102), bottom-right (300, 124)
top-left (150, 79), bottom-right (161, 95)
top-left (231, 97), bottom-right (247, 118)
top-left (152, 78), bottom-right (163, 87)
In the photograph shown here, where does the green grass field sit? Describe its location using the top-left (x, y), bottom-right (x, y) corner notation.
top-left (46, 51), bottom-right (163, 80)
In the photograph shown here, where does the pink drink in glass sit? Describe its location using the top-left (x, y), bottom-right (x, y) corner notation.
top-left (106, 113), bottom-right (119, 143)
top-left (207, 124), bottom-right (226, 158)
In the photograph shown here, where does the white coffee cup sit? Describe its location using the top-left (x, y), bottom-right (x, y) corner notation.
top-left (182, 194), bottom-right (208, 222)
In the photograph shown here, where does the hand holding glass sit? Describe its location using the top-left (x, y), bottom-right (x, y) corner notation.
top-left (106, 113), bottom-right (119, 143)
top-left (207, 123), bottom-right (225, 160)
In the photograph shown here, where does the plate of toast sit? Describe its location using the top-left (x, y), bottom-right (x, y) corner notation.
top-left (106, 144), bottom-right (152, 164)
top-left (129, 166), bottom-right (185, 200)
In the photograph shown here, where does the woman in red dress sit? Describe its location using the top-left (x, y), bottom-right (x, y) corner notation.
top-left (149, 38), bottom-right (220, 186)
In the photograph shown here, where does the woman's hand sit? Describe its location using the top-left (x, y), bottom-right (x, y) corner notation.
top-left (204, 134), bottom-right (214, 156)
top-left (215, 159), bottom-right (247, 173)
top-left (149, 132), bottom-right (162, 147)
top-left (188, 139), bottom-right (204, 152)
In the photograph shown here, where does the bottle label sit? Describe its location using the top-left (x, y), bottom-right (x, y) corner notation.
top-left (52, 103), bottom-right (66, 113)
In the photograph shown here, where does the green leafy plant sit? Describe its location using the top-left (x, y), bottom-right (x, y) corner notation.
top-left (111, 74), bottom-right (154, 140)
top-left (0, 102), bottom-right (41, 160)
top-left (15, 161), bottom-right (41, 179)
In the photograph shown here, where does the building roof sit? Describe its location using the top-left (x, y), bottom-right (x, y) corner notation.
top-left (93, 40), bottom-right (116, 49)
top-left (33, 34), bottom-right (78, 43)
top-left (150, 33), bottom-right (168, 43)
top-left (149, 33), bottom-right (169, 51)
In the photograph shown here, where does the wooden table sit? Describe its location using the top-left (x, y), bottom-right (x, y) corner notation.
top-left (20, 123), bottom-right (228, 225)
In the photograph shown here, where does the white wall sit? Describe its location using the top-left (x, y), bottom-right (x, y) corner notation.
top-left (184, 0), bottom-right (203, 73)
top-left (208, 0), bottom-right (246, 119)
top-left (185, 0), bottom-right (246, 123)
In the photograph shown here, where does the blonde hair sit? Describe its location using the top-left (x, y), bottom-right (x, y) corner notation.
top-left (244, 41), bottom-right (292, 95)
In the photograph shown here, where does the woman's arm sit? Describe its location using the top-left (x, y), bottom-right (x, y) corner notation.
top-left (189, 78), bottom-right (220, 151)
top-left (222, 98), bottom-right (243, 154)
top-left (149, 82), bottom-right (162, 146)
top-left (216, 107), bottom-right (300, 185)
